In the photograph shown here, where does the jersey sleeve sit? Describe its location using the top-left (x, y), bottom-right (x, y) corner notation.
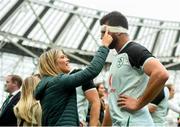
top-left (81, 80), bottom-right (95, 92)
top-left (121, 42), bottom-right (154, 68)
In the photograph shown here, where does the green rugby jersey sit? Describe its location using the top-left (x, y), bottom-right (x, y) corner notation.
top-left (107, 41), bottom-right (155, 127)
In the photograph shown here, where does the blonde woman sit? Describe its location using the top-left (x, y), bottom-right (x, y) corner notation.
top-left (34, 27), bottom-right (112, 126)
top-left (14, 76), bottom-right (42, 126)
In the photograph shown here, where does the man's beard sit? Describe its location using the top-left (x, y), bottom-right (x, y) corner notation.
top-left (108, 40), bottom-right (116, 49)
top-left (108, 34), bottom-right (118, 49)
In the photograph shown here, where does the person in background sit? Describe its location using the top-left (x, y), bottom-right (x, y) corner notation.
top-left (178, 115), bottom-right (180, 127)
top-left (34, 27), bottom-right (112, 126)
top-left (166, 84), bottom-right (180, 127)
top-left (0, 75), bottom-right (22, 126)
top-left (148, 88), bottom-right (169, 127)
top-left (76, 81), bottom-right (100, 126)
top-left (71, 69), bottom-right (100, 126)
top-left (166, 84), bottom-right (180, 113)
top-left (86, 82), bottom-right (106, 126)
top-left (148, 83), bottom-right (180, 127)
top-left (14, 75), bottom-right (42, 126)
top-left (96, 82), bottom-right (106, 125)
top-left (100, 11), bottom-right (169, 126)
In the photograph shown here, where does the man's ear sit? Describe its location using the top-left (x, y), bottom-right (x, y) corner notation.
top-left (14, 81), bottom-right (18, 86)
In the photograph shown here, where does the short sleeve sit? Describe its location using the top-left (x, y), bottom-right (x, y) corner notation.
top-left (81, 80), bottom-right (95, 92)
top-left (120, 42), bottom-right (154, 68)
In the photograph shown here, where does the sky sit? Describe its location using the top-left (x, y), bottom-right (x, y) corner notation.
top-left (63, 0), bottom-right (180, 22)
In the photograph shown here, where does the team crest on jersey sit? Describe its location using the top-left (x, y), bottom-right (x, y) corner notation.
top-left (117, 57), bottom-right (124, 68)
top-left (112, 119), bottom-right (122, 126)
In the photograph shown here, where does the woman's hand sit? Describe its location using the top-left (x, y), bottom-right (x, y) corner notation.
top-left (101, 26), bottom-right (113, 48)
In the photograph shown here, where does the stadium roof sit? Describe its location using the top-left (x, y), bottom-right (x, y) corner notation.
top-left (0, 0), bottom-right (180, 79)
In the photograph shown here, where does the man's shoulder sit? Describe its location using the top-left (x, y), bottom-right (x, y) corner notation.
top-left (120, 42), bottom-right (153, 68)
top-left (11, 91), bottom-right (21, 102)
top-left (122, 42), bottom-right (147, 53)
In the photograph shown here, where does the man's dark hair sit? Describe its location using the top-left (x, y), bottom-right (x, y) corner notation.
top-left (100, 11), bottom-right (128, 29)
top-left (9, 75), bottom-right (22, 88)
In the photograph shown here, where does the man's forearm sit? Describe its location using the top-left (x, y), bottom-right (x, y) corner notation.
top-left (89, 101), bottom-right (100, 126)
top-left (138, 71), bottom-right (169, 109)
top-left (102, 105), bottom-right (112, 126)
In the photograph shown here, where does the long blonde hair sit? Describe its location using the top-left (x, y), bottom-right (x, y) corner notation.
top-left (38, 48), bottom-right (63, 76)
top-left (14, 76), bottom-right (41, 124)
